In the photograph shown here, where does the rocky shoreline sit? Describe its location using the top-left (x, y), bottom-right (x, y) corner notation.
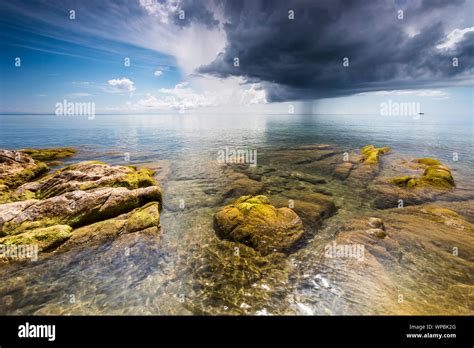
top-left (0, 145), bottom-right (472, 315)
top-left (0, 149), bottom-right (162, 257)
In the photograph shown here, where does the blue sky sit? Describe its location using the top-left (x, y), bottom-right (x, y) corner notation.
top-left (0, 17), bottom-right (183, 113)
top-left (0, 0), bottom-right (472, 116)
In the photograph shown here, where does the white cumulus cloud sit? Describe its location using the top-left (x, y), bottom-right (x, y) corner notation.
top-left (107, 78), bottom-right (136, 93)
top-left (154, 70), bottom-right (163, 77)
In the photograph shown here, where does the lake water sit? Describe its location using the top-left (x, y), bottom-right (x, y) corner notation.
top-left (0, 113), bottom-right (472, 315)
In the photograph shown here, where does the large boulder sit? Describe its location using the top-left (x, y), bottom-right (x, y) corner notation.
top-left (213, 195), bottom-right (304, 255)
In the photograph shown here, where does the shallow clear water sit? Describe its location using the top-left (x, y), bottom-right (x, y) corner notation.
top-left (0, 113), bottom-right (472, 315)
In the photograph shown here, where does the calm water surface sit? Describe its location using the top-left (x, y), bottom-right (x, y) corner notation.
top-left (1, 113), bottom-right (472, 172)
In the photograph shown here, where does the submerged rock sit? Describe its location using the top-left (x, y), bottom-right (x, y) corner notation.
top-left (411, 158), bottom-right (442, 166)
top-left (366, 228), bottom-right (387, 239)
top-left (223, 176), bottom-right (264, 198)
top-left (269, 192), bottom-right (336, 229)
top-left (181, 237), bottom-right (291, 315)
top-left (288, 171), bottom-right (327, 185)
top-left (213, 195), bottom-right (304, 255)
top-left (372, 158), bottom-right (457, 208)
top-left (389, 159), bottom-right (455, 190)
top-left (307, 202), bottom-right (474, 314)
top-left (19, 148), bottom-right (76, 161)
top-left (339, 145), bottom-right (391, 184)
top-left (368, 217), bottom-right (384, 230)
top-left (333, 162), bottom-right (353, 180)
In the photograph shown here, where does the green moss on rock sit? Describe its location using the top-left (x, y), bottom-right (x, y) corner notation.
top-left (0, 225), bottom-right (72, 251)
top-left (389, 176), bottom-right (413, 186)
top-left (58, 202), bottom-right (161, 251)
top-left (234, 195), bottom-right (270, 212)
top-left (126, 202), bottom-right (160, 232)
top-left (0, 161), bottom-right (49, 189)
top-left (214, 195), bottom-right (304, 255)
top-left (20, 148), bottom-right (76, 161)
top-left (361, 145), bottom-right (391, 164)
top-left (2, 186), bottom-right (162, 236)
top-left (389, 159), bottom-right (455, 190)
top-left (412, 158), bottom-right (442, 166)
top-left (112, 168), bottom-right (157, 189)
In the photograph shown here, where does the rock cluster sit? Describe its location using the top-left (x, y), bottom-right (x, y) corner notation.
top-left (0, 149), bottom-right (162, 258)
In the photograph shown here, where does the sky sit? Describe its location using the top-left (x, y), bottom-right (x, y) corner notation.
top-left (0, 0), bottom-right (473, 115)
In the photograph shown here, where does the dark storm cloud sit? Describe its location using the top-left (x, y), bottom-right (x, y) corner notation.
top-left (199, 0), bottom-right (474, 101)
top-left (172, 0), bottom-right (219, 28)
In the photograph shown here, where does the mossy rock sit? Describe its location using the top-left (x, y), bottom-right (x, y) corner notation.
top-left (389, 160), bottom-right (455, 190)
top-left (111, 168), bottom-right (157, 189)
top-left (389, 176), bottom-right (413, 186)
top-left (213, 195), bottom-right (304, 255)
top-left (0, 161), bottom-right (49, 189)
top-left (412, 158), bottom-right (442, 166)
top-left (58, 202), bottom-right (161, 252)
top-left (18, 161), bottom-right (158, 200)
top-left (421, 205), bottom-right (462, 219)
top-left (126, 202), bottom-right (160, 232)
top-left (361, 145), bottom-right (391, 164)
top-left (20, 148), bottom-right (76, 161)
top-left (0, 184), bottom-right (12, 204)
top-left (423, 165), bottom-right (454, 185)
top-left (0, 225), bottom-right (72, 251)
top-left (1, 186), bottom-right (162, 236)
